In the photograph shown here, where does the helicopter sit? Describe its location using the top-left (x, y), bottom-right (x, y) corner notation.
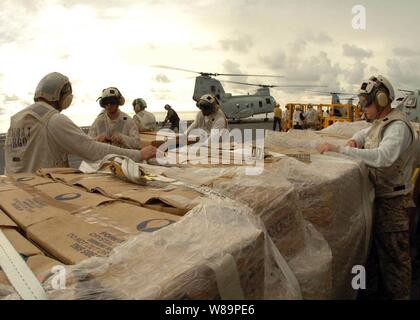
top-left (396, 89), bottom-right (420, 123)
top-left (154, 65), bottom-right (326, 121)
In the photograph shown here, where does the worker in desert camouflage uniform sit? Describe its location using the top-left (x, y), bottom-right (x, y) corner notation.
top-left (319, 75), bottom-right (418, 299)
top-left (4, 72), bottom-right (157, 174)
top-left (89, 87), bottom-right (140, 149)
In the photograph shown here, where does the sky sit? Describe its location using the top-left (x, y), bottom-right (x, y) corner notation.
top-left (0, 0), bottom-right (420, 132)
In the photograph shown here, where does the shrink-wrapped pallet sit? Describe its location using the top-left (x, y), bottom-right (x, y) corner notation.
top-left (264, 130), bottom-right (374, 299)
top-left (39, 199), bottom-right (297, 300)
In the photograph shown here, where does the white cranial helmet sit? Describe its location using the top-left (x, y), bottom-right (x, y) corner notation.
top-left (34, 72), bottom-right (73, 109)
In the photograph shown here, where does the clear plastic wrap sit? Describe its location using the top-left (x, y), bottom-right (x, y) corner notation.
top-left (319, 121), bottom-right (372, 138)
top-left (2, 193), bottom-right (301, 300)
top-left (264, 130), bottom-right (374, 298)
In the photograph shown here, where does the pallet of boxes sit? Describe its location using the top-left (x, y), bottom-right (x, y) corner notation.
top-left (0, 122), bottom-right (374, 299)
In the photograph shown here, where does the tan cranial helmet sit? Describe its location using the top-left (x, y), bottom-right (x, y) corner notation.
top-left (34, 72), bottom-right (73, 109)
top-left (98, 87), bottom-right (125, 108)
top-left (358, 75), bottom-right (395, 111)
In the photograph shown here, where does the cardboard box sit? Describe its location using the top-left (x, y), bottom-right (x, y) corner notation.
top-left (1, 208), bottom-right (43, 257)
top-left (0, 254), bottom-right (62, 286)
top-left (74, 175), bottom-right (143, 195)
top-left (140, 132), bottom-right (198, 148)
top-left (27, 215), bottom-right (127, 265)
top-left (34, 183), bottom-right (115, 212)
top-left (75, 202), bottom-right (181, 235)
top-left (120, 185), bottom-right (202, 216)
top-left (0, 188), bottom-right (69, 230)
top-left (0, 206), bottom-right (81, 288)
top-left (8, 173), bottom-right (54, 187)
top-left (0, 175), bottom-right (19, 193)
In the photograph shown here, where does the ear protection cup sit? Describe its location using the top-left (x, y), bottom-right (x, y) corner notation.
top-left (60, 93), bottom-right (73, 110)
top-left (375, 90), bottom-right (389, 108)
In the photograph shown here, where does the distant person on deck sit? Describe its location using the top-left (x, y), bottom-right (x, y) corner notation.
top-left (272, 103), bottom-right (282, 131)
top-left (132, 98), bottom-right (157, 132)
top-left (161, 104), bottom-right (180, 132)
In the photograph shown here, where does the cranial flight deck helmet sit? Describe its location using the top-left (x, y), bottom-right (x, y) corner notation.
top-left (34, 72), bottom-right (73, 109)
top-left (358, 75), bottom-right (395, 113)
top-left (97, 87), bottom-right (125, 108)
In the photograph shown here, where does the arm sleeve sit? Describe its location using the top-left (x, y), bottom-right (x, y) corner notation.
top-left (340, 121), bottom-right (413, 168)
top-left (133, 116), bottom-right (143, 132)
top-left (212, 117), bottom-right (227, 130)
top-left (350, 126), bottom-right (370, 147)
top-left (48, 114), bottom-right (143, 162)
top-left (118, 120), bottom-right (141, 149)
top-left (186, 113), bottom-right (200, 135)
top-left (88, 119), bottom-right (98, 138)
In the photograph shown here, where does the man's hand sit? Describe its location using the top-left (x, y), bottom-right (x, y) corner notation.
top-left (346, 139), bottom-right (358, 148)
top-left (97, 135), bottom-right (110, 143)
top-left (110, 133), bottom-right (122, 145)
top-left (318, 143), bottom-right (340, 154)
top-left (140, 145), bottom-right (158, 160)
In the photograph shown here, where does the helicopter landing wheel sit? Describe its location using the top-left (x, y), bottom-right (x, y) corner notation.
top-left (264, 117), bottom-right (269, 122)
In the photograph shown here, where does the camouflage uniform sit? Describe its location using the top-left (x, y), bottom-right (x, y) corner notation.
top-left (366, 194), bottom-right (415, 299)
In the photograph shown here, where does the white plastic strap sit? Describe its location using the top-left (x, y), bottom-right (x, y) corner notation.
top-left (267, 236), bottom-right (303, 299)
top-left (0, 230), bottom-right (48, 300)
top-left (206, 254), bottom-right (245, 300)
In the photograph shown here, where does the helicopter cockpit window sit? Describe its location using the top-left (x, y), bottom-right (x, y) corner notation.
top-left (266, 98), bottom-right (271, 104)
top-left (403, 96), bottom-right (417, 108)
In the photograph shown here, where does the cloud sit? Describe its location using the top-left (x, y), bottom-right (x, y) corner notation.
top-left (219, 34), bottom-right (254, 54)
top-left (387, 57), bottom-right (420, 89)
top-left (193, 45), bottom-right (216, 51)
top-left (343, 61), bottom-right (367, 85)
top-left (154, 73), bottom-right (171, 83)
top-left (342, 44), bottom-right (373, 59)
top-left (259, 50), bottom-right (287, 70)
top-left (150, 88), bottom-right (173, 100)
top-left (392, 46), bottom-right (420, 57)
top-left (291, 31), bottom-right (333, 52)
top-left (4, 94), bottom-right (20, 102)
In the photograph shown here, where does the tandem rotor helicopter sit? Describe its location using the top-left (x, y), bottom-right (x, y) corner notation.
top-left (396, 89), bottom-right (420, 123)
top-left (154, 65), bottom-right (327, 121)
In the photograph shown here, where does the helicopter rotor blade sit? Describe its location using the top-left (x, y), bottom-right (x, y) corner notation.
top-left (217, 73), bottom-right (285, 78)
top-left (152, 65), bottom-right (285, 78)
top-left (222, 80), bottom-right (327, 88)
top-left (398, 88), bottom-right (415, 94)
top-left (152, 65), bottom-right (201, 74)
top-left (303, 90), bottom-right (357, 96)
